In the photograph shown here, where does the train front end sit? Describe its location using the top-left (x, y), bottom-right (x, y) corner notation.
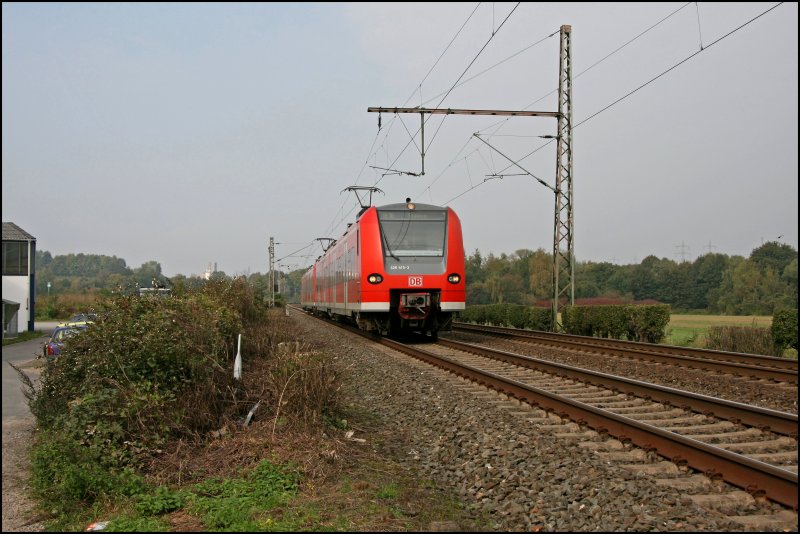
top-left (359, 200), bottom-right (465, 337)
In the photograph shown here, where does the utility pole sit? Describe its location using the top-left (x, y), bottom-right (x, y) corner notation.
top-left (675, 241), bottom-right (690, 263)
top-left (269, 237), bottom-right (275, 307)
top-left (367, 25), bottom-right (575, 332)
top-left (552, 24), bottom-right (574, 331)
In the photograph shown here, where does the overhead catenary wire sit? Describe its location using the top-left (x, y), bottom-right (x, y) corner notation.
top-left (319, 3), bottom-right (485, 243)
top-left (475, 2), bottom-right (693, 139)
top-left (410, 3), bottom-right (523, 165)
top-left (442, 1), bottom-right (784, 204)
top-left (419, 2), bottom-right (693, 202)
top-left (369, 3), bottom-right (522, 192)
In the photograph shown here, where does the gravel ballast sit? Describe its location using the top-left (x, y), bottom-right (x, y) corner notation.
top-left (292, 311), bottom-right (770, 532)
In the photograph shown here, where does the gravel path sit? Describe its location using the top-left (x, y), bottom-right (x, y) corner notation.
top-left (2, 416), bottom-right (45, 532)
top-left (292, 311), bottom-right (787, 532)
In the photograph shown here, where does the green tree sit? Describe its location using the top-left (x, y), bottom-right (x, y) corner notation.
top-left (715, 260), bottom-right (787, 315)
top-left (527, 249), bottom-right (552, 301)
top-left (750, 241), bottom-right (797, 276)
top-left (781, 258), bottom-right (798, 308)
top-left (688, 253), bottom-right (730, 310)
top-left (466, 249), bottom-right (485, 284)
top-left (133, 261), bottom-right (165, 288)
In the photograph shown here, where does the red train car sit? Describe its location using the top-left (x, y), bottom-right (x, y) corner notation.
top-left (301, 200), bottom-right (465, 338)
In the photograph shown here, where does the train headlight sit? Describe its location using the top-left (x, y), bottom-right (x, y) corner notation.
top-left (367, 273), bottom-right (384, 284)
top-left (447, 273), bottom-right (461, 284)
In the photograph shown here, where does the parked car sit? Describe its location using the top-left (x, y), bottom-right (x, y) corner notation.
top-left (42, 325), bottom-right (87, 359)
top-left (58, 312), bottom-right (97, 328)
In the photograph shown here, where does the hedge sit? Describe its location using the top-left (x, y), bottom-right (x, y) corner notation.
top-left (562, 304), bottom-right (670, 343)
top-left (460, 304), bottom-right (553, 331)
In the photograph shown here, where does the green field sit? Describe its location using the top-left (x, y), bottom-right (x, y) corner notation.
top-left (665, 314), bottom-right (772, 348)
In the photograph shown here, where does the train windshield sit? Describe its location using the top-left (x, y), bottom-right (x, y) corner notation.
top-left (378, 209), bottom-right (447, 257)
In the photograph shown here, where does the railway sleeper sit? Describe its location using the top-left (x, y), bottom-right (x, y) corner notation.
top-left (621, 461), bottom-right (682, 476)
top-left (715, 436), bottom-right (796, 453)
top-left (577, 439), bottom-right (626, 451)
top-left (654, 474), bottom-right (717, 491)
top-left (634, 414), bottom-right (708, 426)
top-left (625, 408), bottom-right (691, 420)
top-left (687, 490), bottom-right (755, 513)
top-left (595, 449), bottom-right (649, 462)
top-left (667, 421), bottom-right (736, 433)
top-left (684, 428), bottom-right (763, 442)
top-left (746, 451), bottom-right (798, 464)
top-left (552, 430), bottom-right (601, 440)
top-left (605, 403), bottom-right (670, 414)
top-left (727, 511), bottom-right (798, 531)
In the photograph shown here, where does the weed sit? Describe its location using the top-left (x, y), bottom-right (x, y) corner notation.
top-left (376, 483), bottom-right (400, 500)
top-left (134, 486), bottom-right (185, 515)
top-left (187, 460), bottom-right (299, 530)
top-left (103, 515), bottom-right (169, 532)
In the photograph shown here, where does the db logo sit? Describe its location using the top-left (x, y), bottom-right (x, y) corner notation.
top-left (408, 276), bottom-right (423, 287)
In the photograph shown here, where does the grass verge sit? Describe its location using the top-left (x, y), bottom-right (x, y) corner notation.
top-left (2, 330), bottom-right (46, 346)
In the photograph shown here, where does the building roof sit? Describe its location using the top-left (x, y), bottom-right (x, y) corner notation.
top-left (2, 222), bottom-right (36, 241)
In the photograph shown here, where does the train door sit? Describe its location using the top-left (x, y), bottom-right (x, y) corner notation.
top-left (345, 245), bottom-right (354, 312)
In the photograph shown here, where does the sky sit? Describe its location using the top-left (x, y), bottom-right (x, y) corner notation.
top-left (2, 2), bottom-right (797, 278)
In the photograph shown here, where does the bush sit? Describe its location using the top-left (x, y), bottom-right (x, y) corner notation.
top-left (771, 309), bottom-right (798, 351)
top-left (529, 307), bottom-right (554, 331)
top-left (23, 276), bottom-right (344, 528)
top-left (26, 279), bottom-right (263, 510)
top-left (506, 304), bottom-right (530, 329)
top-left (562, 304), bottom-right (670, 343)
top-left (705, 324), bottom-right (779, 356)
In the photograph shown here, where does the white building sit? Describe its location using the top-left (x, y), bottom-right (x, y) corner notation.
top-left (2, 222), bottom-right (36, 337)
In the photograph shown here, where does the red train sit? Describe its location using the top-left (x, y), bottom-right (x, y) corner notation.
top-left (301, 199), bottom-right (465, 338)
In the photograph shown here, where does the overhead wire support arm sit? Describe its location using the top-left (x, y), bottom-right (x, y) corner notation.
top-left (367, 107), bottom-right (561, 118)
top-left (473, 133), bottom-right (556, 193)
top-left (367, 106), bottom-right (561, 179)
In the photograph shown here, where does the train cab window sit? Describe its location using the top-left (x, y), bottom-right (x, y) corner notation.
top-left (378, 209), bottom-right (447, 257)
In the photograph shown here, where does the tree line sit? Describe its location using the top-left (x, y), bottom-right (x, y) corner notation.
top-left (35, 240), bottom-right (797, 315)
top-left (466, 241), bottom-right (797, 315)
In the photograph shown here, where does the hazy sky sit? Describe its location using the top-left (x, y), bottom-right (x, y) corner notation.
top-left (3, 2), bottom-right (797, 277)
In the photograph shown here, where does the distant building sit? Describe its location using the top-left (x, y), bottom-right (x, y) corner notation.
top-left (2, 222), bottom-right (36, 337)
top-left (204, 261), bottom-right (217, 280)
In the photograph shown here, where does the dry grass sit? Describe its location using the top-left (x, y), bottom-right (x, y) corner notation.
top-left (668, 314), bottom-right (772, 328)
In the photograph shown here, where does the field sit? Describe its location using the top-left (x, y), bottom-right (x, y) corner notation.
top-left (665, 314), bottom-right (772, 348)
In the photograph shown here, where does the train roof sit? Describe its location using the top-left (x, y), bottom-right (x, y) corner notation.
top-left (375, 202), bottom-right (448, 211)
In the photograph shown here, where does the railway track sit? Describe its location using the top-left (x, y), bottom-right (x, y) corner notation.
top-left (291, 307), bottom-right (797, 521)
top-left (451, 322), bottom-right (798, 385)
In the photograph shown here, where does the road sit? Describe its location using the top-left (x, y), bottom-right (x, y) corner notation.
top-left (2, 322), bottom-right (58, 532)
top-left (2, 327), bottom-right (54, 420)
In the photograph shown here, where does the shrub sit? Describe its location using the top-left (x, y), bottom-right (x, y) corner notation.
top-left (771, 308), bottom-right (798, 351)
top-left (506, 304), bottom-right (530, 329)
top-left (26, 279), bottom-right (264, 510)
top-left (563, 304), bottom-right (670, 343)
top-left (705, 324), bottom-right (779, 356)
top-left (627, 304), bottom-right (671, 343)
top-left (529, 307), bottom-right (554, 331)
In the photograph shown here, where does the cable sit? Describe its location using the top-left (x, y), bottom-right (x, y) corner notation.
top-left (372, 3), bottom-right (522, 191)
top-left (574, 2), bottom-right (783, 129)
top-left (321, 3), bottom-right (485, 241)
top-left (421, 3), bottom-right (693, 205)
top-left (476, 2), bottom-right (693, 139)
top-left (446, 2), bottom-right (785, 202)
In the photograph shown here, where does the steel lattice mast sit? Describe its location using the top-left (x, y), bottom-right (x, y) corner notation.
top-left (552, 25), bottom-right (574, 331)
top-left (368, 25), bottom-right (575, 332)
